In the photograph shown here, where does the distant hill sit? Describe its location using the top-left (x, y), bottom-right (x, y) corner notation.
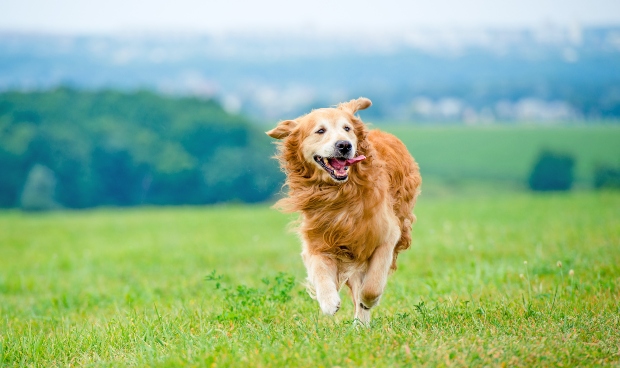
top-left (0, 88), bottom-right (282, 209)
top-left (1, 26), bottom-right (620, 122)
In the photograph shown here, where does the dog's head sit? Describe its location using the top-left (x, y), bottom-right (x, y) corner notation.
top-left (266, 97), bottom-right (371, 183)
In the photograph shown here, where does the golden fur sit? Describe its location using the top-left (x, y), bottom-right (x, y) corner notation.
top-left (266, 97), bottom-right (421, 324)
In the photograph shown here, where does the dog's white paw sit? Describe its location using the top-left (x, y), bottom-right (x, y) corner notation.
top-left (317, 291), bottom-right (341, 315)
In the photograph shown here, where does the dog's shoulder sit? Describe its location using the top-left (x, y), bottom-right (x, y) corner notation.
top-left (367, 129), bottom-right (415, 168)
top-left (366, 128), bottom-right (421, 197)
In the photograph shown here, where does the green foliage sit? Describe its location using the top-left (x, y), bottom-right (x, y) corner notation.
top-left (528, 150), bottom-right (575, 191)
top-left (0, 88), bottom-right (282, 208)
top-left (594, 164), bottom-right (620, 189)
top-left (0, 193), bottom-right (619, 366)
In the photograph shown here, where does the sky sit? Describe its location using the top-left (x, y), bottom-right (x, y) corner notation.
top-left (1, 0), bottom-right (619, 34)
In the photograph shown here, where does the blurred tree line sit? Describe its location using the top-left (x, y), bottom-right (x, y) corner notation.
top-left (528, 150), bottom-right (620, 192)
top-left (0, 88), bottom-right (283, 209)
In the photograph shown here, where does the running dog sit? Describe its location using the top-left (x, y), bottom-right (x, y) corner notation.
top-left (266, 97), bottom-right (421, 325)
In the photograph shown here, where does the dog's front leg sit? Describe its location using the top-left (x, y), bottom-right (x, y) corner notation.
top-left (301, 248), bottom-right (340, 315)
top-left (360, 241), bottom-right (395, 311)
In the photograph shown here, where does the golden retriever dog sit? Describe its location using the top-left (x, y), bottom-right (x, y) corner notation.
top-left (266, 97), bottom-right (421, 325)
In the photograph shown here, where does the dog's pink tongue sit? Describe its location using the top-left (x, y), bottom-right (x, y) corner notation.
top-left (345, 155), bottom-right (366, 166)
top-left (330, 158), bottom-right (347, 170)
top-left (329, 155), bottom-right (366, 170)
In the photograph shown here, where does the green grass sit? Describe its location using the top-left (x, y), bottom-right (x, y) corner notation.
top-left (381, 125), bottom-right (620, 190)
top-left (1, 192), bottom-right (619, 366)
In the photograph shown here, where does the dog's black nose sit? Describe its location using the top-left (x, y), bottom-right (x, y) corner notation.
top-left (335, 140), bottom-right (352, 155)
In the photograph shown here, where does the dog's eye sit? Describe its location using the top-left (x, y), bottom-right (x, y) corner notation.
top-left (316, 128), bottom-right (325, 134)
top-left (344, 126), bottom-right (351, 132)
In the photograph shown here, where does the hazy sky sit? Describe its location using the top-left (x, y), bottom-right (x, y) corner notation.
top-left (1, 0), bottom-right (619, 34)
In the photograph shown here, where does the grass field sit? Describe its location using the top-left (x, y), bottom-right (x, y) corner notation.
top-left (381, 125), bottom-right (620, 191)
top-left (1, 192), bottom-right (619, 366)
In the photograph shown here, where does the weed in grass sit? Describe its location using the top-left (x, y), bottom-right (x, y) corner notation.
top-left (205, 271), bottom-right (296, 321)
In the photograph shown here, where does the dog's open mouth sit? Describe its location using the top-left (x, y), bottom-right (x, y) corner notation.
top-left (314, 155), bottom-right (366, 181)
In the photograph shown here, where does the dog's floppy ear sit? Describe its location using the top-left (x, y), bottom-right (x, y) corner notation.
top-left (266, 119), bottom-right (298, 139)
top-left (338, 97), bottom-right (372, 114)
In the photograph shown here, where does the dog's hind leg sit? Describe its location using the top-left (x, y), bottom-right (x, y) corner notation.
top-left (301, 248), bottom-right (340, 315)
top-left (347, 271), bottom-right (371, 326)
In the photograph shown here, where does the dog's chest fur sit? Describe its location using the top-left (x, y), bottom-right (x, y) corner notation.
top-left (299, 174), bottom-right (401, 263)
top-left (305, 210), bottom-right (399, 263)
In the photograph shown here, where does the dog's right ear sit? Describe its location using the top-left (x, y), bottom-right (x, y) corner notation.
top-left (266, 119), bottom-right (298, 139)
